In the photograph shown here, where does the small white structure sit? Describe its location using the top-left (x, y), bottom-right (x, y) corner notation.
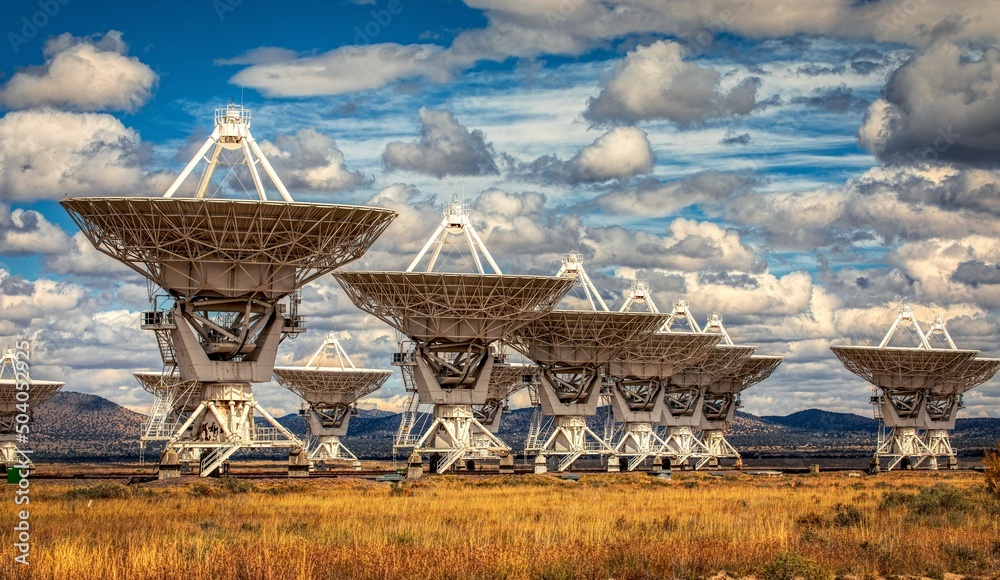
top-left (832, 306), bottom-right (1000, 471)
top-left (63, 103), bottom-right (396, 476)
top-left (0, 348), bottom-right (63, 466)
top-left (273, 333), bottom-right (391, 469)
top-left (697, 354), bottom-right (782, 469)
top-left (336, 198), bottom-right (573, 473)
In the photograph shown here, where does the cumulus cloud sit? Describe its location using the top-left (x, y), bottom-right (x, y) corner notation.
top-left (225, 1), bottom-right (1000, 103)
top-left (570, 127), bottom-right (654, 180)
top-left (466, 1), bottom-right (1000, 53)
top-left (714, 165), bottom-right (1000, 252)
top-left (0, 30), bottom-right (156, 112)
top-left (584, 218), bottom-right (766, 273)
top-left (888, 235), bottom-right (1000, 309)
top-left (0, 109), bottom-right (154, 202)
top-left (258, 128), bottom-right (370, 193)
top-left (0, 205), bottom-right (71, 255)
top-left (583, 41), bottom-right (760, 126)
top-left (951, 260), bottom-right (1000, 287)
top-left (506, 126), bottom-right (654, 184)
top-left (381, 108), bottom-right (499, 178)
top-left (44, 231), bottom-right (139, 282)
top-left (858, 43), bottom-right (1000, 165)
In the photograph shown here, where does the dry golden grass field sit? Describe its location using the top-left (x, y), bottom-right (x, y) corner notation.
top-left (1, 466), bottom-right (999, 580)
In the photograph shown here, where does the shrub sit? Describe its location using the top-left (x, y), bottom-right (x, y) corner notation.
top-left (910, 485), bottom-right (970, 516)
top-left (984, 443), bottom-right (1000, 498)
top-left (218, 476), bottom-right (255, 494)
top-left (832, 503), bottom-right (864, 528)
top-left (62, 483), bottom-right (130, 500)
top-left (762, 552), bottom-right (834, 580)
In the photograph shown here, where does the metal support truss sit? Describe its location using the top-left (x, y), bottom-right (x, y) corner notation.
top-left (407, 195), bottom-right (501, 275)
top-left (834, 306), bottom-right (999, 472)
top-left (164, 103), bottom-right (293, 202)
top-left (532, 365), bottom-right (615, 471)
top-left (0, 348), bottom-right (63, 467)
top-left (274, 333), bottom-right (391, 470)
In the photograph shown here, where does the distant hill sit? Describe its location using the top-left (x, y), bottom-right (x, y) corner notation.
top-left (763, 408), bottom-right (878, 432)
top-left (32, 392), bottom-right (146, 460)
top-left (23, 391), bottom-right (1000, 461)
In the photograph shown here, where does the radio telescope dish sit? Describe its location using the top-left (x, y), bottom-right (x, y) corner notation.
top-left (273, 333), bottom-right (391, 467)
top-left (62, 104), bottom-right (396, 477)
top-left (336, 198), bottom-right (573, 474)
top-left (0, 348), bottom-right (64, 466)
top-left (831, 306), bottom-right (998, 471)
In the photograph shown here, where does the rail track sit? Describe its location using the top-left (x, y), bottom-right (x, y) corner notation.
top-left (22, 463), bottom-right (985, 481)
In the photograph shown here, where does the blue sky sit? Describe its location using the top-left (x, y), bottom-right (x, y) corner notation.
top-left (2, 0), bottom-right (999, 419)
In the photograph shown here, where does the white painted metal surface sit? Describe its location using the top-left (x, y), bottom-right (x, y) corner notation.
top-left (273, 333), bottom-right (391, 468)
top-left (0, 349), bottom-right (63, 466)
top-left (832, 306), bottom-right (999, 472)
top-left (62, 105), bottom-right (396, 476)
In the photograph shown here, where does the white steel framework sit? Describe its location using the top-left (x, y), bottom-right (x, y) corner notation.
top-left (407, 196), bottom-right (501, 275)
top-left (832, 306), bottom-right (998, 471)
top-left (512, 310), bottom-right (669, 471)
top-left (335, 202), bottom-right (574, 473)
top-left (607, 332), bottom-right (720, 471)
top-left (697, 355), bottom-right (782, 469)
top-left (620, 287), bottom-right (767, 470)
top-left (273, 333), bottom-right (391, 468)
top-left (0, 349), bottom-right (63, 466)
top-left (525, 254), bottom-right (614, 458)
top-left (61, 104), bottom-right (396, 477)
top-left (133, 371), bottom-right (202, 465)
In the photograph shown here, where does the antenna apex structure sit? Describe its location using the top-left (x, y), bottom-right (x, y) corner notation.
top-left (61, 103), bottom-right (397, 477)
top-left (337, 198), bottom-right (574, 473)
top-left (0, 349), bottom-right (64, 466)
top-left (831, 308), bottom-right (998, 471)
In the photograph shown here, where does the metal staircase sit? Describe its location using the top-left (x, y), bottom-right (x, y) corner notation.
top-left (199, 442), bottom-right (241, 477)
top-left (392, 345), bottom-right (424, 451)
top-left (143, 389), bottom-right (176, 440)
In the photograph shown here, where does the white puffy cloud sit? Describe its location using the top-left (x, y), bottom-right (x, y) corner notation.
top-left (258, 128), bottom-right (370, 193)
top-left (0, 109), bottom-right (153, 202)
top-left (587, 171), bottom-right (756, 217)
top-left (584, 41), bottom-right (760, 126)
top-left (889, 235), bottom-right (1000, 309)
top-left (584, 217), bottom-right (765, 273)
top-left (225, 1), bottom-right (1000, 102)
top-left (0, 30), bottom-right (156, 112)
top-left (505, 127), bottom-right (654, 184)
top-left (570, 126), bottom-right (654, 180)
top-left (44, 231), bottom-right (139, 282)
top-left (381, 108), bottom-right (499, 178)
top-left (0, 205), bottom-right (71, 255)
top-left (858, 43), bottom-right (1000, 165)
top-left (465, 1), bottom-right (1000, 53)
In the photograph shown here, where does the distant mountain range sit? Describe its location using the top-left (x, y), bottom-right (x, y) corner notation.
top-left (24, 392), bottom-right (1000, 461)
